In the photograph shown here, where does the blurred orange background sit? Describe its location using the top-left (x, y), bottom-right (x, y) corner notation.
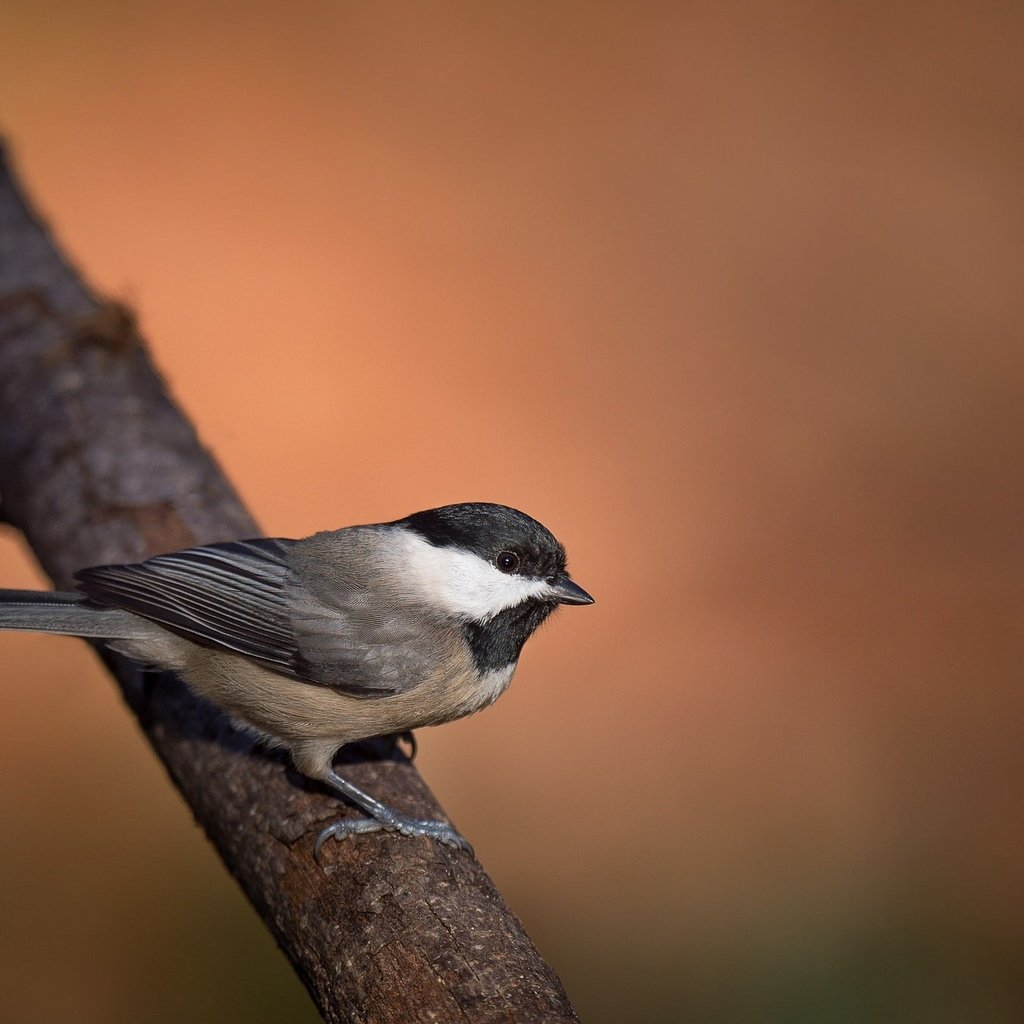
top-left (2, 3), bottom-right (1024, 1021)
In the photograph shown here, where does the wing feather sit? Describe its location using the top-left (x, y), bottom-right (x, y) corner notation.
top-left (75, 539), bottom-right (300, 674)
top-left (73, 534), bottom-right (442, 698)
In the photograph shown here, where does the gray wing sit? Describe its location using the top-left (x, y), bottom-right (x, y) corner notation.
top-left (74, 534), bottom-right (444, 698)
top-left (75, 538), bottom-right (302, 678)
top-left (284, 529), bottom-right (452, 697)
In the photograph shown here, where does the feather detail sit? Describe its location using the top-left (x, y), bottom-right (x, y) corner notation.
top-left (74, 539), bottom-right (300, 673)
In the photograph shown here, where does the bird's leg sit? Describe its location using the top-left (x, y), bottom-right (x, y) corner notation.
top-left (314, 770), bottom-right (473, 859)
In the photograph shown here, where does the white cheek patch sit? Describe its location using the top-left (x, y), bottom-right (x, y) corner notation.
top-left (396, 530), bottom-right (552, 622)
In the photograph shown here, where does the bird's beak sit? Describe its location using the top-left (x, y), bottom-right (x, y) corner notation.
top-left (547, 574), bottom-right (595, 605)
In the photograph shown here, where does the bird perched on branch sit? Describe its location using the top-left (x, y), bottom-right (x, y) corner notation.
top-left (0, 502), bottom-right (593, 855)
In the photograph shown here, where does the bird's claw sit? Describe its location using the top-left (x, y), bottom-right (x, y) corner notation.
top-left (314, 815), bottom-right (473, 860)
top-left (397, 730), bottom-right (418, 760)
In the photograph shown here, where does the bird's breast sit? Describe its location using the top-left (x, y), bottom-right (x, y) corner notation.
top-left (464, 662), bottom-right (517, 715)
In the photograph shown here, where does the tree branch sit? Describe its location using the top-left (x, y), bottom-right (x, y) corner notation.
top-left (0, 142), bottom-right (579, 1024)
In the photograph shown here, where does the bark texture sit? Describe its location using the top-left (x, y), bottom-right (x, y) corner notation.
top-left (0, 143), bottom-right (579, 1024)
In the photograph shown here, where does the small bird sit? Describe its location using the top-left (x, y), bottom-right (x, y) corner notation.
top-left (0, 503), bottom-right (593, 854)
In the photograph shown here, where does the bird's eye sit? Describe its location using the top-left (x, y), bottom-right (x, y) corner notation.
top-left (495, 551), bottom-right (520, 573)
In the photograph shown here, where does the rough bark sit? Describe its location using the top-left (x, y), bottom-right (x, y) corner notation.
top-left (0, 142), bottom-right (579, 1024)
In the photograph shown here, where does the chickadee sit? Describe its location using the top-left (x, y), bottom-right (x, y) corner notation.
top-left (0, 503), bottom-right (593, 854)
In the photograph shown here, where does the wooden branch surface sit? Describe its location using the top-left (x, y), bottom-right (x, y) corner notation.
top-left (0, 143), bottom-right (579, 1024)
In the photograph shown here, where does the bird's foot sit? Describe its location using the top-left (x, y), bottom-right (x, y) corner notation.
top-left (314, 814), bottom-right (473, 860)
top-left (396, 730), bottom-right (418, 760)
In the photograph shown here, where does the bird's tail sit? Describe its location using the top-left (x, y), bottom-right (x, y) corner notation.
top-left (0, 589), bottom-right (147, 639)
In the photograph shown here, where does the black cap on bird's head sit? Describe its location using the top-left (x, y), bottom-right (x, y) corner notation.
top-left (398, 502), bottom-right (594, 606)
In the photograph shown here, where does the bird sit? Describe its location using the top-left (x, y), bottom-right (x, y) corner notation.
top-left (0, 502), bottom-right (593, 855)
